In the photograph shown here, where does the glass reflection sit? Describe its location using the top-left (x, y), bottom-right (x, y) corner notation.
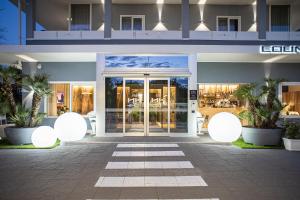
top-left (125, 80), bottom-right (145, 133)
top-left (170, 78), bottom-right (188, 133)
top-left (105, 78), bottom-right (123, 133)
top-left (149, 80), bottom-right (168, 133)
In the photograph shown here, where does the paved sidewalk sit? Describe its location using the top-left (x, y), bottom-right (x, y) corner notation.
top-left (0, 137), bottom-right (300, 200)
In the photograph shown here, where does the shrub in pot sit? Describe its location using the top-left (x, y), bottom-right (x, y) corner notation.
top-left (283, 122), bottom-right (300, 151)
top-left (234, 78), bottom-right (285, 146)
top-left (0, 65), bottom-right (52, 145)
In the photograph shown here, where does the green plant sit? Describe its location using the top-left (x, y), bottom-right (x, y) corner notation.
top-left (10, 105), bottom-right (30, 127)
top-left (0, 65), bottom-right (52, 128)
top-left (284, 122), bottom-right (300, 139)
top-left (23, 74), bottom-right (52, 127)
top-left (0, 91), bottom-right (10, 116)
top-left (0, 65), bottom-right (22, 115)
top-left (234, 78), bottom-right (285, 129)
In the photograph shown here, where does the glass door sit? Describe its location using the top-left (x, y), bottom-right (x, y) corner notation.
top-left (147, 79), bottom-right (169, 135)
top-left (124, 79), bottom-right (145, 134)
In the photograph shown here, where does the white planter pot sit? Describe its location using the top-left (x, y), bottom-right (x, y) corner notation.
top-left (242, 127), bottom-right (283, 146)
top-left (283, 138), bottom-right (300, 151)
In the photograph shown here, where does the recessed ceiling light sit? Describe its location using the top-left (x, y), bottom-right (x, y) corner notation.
top-left (198, 0), bottom-right (207, 5)
top-left (16, 55), bottom-right (38, 62)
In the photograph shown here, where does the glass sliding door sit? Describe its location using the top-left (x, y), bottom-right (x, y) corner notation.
top-left (148, 79), bottom-right (169, 134)
top-left (70, 4), bottom-right (91, 31)
top-left (105, 77), bottom-right (188, 135)
top-left (124, 79), bottom-right (145, 134)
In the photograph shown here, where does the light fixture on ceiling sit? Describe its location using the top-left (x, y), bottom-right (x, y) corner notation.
top-left (157, 0), bottom-right (164, 4)
top-left (198, 0), bottom-right (207, 5)
top-left (252, 1), bottom-right (256, 6)
top-left (16, 54), bottom-right (38, 62)
top-left (101, 0), bottom-right (105, 4)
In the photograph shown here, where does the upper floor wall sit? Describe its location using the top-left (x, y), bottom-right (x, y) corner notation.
top-left (21, 0), bottom-right (300, 43)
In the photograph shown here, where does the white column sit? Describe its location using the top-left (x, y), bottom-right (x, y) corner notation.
top-left (188, 54), bottom-right (198, 137)
top-left (96, 54), bottom-right (106, 137)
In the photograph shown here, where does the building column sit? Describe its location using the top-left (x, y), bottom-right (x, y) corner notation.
top-left (188, 54), bottom-right (197, 136)
top-left (104, 0), bottom-right (112, 39)
top-left (26, 0), bottom-right (36, 39)
top-left (96, 54), bottom-right (106, 137)
top-left (181, 0), bottom-right (190, 39)
top-left (257, 0), bottom-right (267, 39)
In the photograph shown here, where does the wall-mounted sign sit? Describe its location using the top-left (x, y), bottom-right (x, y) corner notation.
top-left (260, 45), bottom-right (300, 54)
top-left (190, 90), bottom-right (198, 100)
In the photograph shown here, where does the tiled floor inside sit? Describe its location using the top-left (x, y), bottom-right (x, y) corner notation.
top-left (1, 137), bottom-right (300, 200)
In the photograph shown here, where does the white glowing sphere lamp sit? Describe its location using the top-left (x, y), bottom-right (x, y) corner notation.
top-left (31, 126), bottom-right (57, 148)
top-left (54, 112), bottom-right (87, 142)
top-left (208, 112), bottom-right (242, 142)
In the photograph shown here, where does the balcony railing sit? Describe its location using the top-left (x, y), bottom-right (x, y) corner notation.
top-left (32, 30), bottom-right (300, 41)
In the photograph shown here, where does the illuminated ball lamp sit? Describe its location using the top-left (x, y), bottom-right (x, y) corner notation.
top-left (31, 126), bottom-right (57, 148)
top-left (208, 112), bottom-right (242, 143)
top-left (54, 112), bottom-right (87, 142)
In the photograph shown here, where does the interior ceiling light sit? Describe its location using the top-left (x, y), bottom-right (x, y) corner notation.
top-left (16, 55), bottom-right (38, 62)
top-left (198, 0), bottom-right (207, 5)
top-left (252, 1), bottom-right (257, 6)
top-left (157, 0), bottom-right (164, 4)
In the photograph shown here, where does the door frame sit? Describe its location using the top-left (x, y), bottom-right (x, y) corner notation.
top-left (120, 15), bottom-right (146, 31)
top-left (123, 77), bottom-right (170, 136)
top-left (147, 77), bottom-right (170, 136)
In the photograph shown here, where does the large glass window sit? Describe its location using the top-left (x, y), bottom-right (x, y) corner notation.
top-left (105, 78), bottom-right (123, 133)
top-left (70, 4), bottom-right (90, 31)
top-left (198, 84), bottom-right (246, 127)
top-left (48, 83), bottom-right (94, 116)
top-left (271, 5), bottom-right (290, 32)
top-left (72, 85), bottom-right (94, 115)
top-left (281, 85), bottom-right (300, 116)
top-left (170, 78), bottom-right (188, 133)
top-left (48, 84), bottom-right (70, 116)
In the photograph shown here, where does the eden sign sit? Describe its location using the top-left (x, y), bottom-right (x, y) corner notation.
top-left (260, 45), bottom-right (300, 54)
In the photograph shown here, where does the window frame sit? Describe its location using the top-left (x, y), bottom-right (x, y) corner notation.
top-left (216, 16), bottom-right (241, 32)
top-left (44, 81), bottom-right (96, 117)
top-left (120, 15), bottom-right (145, 31)
top-left (68, 3), bottom-right (92, 31)
top-left (278, 82), bottom-right (300, 118)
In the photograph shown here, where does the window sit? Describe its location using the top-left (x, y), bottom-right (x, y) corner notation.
top-left (198, 84), bottom-right (246, 127)
top-left (120, 15), bottom-right (145, 31)
top-left (217, 16), bottom-right (241, 32)
top-left (280, 84), bottom-right (300, 116)
top-left (70, 4), bottom-right (91, 31)
top-left (270, 5), bottom-right (290, 32)
top-left (47, 83), bottom-right (95, 116)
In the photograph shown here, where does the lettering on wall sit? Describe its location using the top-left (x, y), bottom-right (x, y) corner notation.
top-left (260, 45), bottom-right (300, 54)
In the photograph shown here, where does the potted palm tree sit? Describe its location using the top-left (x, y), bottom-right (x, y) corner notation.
top-left (0, 65), bottom-right (52, 145)
top-left (234, 78), bottom-right (285, 146)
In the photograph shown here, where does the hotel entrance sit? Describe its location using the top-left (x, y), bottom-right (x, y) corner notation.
top-left (105, 77), bottom-right (188, 136)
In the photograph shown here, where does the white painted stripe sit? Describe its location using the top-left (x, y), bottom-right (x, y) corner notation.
top-left (117, 143), bottom-right (179, 148)
top-left (112, 151), bottom-right (185, 157)
top-left (94, 176), bottom-right (208, 187)
top-left (105, 161), bottom-right (194, 169)
top-left (88, 199), bottom-right (220, 200)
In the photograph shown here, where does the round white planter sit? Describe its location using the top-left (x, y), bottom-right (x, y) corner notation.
top-left (4, 127), bottom-right (37, 145)
top-left (283, 138), bottom-right (300, 151)
top-left (242, 127), bottom-right (283, 146)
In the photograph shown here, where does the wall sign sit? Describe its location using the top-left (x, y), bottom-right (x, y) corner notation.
top-left (260, 45), bottom-right (300, 54)
top-left (189, 90), bottom-right (198, 100)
